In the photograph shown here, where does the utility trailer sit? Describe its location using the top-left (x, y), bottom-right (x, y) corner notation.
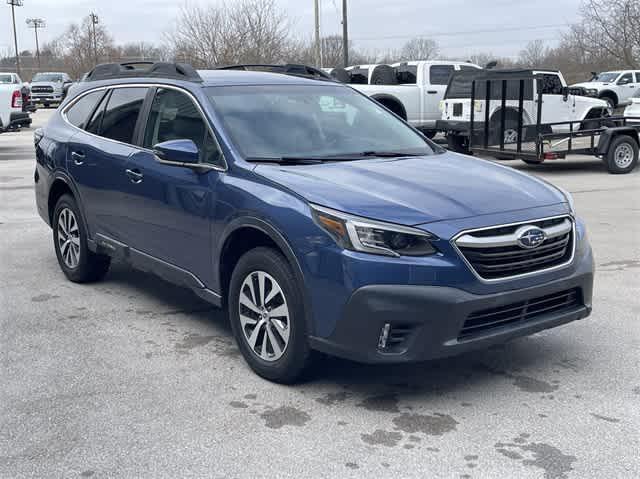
top-left (465, 71), bottom-right (640, 174)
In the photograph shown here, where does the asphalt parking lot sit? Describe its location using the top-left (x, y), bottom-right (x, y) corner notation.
top-left (1, 109), bottom-right (639, 479)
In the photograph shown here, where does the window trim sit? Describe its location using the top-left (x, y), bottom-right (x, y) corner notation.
top-left (61, 83), bottom-right (228, 172)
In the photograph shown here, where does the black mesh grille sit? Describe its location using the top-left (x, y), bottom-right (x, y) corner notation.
top-left (457, 218), bottom-right (573, 280)
top-left (31, 86), bottom-right (54, 93)
top-left (459, 288), bottom-right (581, 339)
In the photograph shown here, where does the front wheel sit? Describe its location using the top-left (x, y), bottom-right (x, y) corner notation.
top-left (605, 135), bottom-right (638, 174)
top-left (228, 247), bottom-right (314, 383)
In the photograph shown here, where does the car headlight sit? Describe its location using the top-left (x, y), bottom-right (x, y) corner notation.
top-left (556, 186), bottom-right (575, 215)
top-left (311, 204), bottom-right (437, 257)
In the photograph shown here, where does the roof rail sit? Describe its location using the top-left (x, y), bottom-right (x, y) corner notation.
top-left (85, 62), bottom-right (203, 83)
top-left (216, 64), bottom-right (335, 81)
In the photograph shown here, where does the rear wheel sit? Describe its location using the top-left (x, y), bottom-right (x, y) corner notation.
top-left (605, 135), bottom-right (638, 174)
top-left (228, 247), bottom-right (314, 383)
top-left (53, 195), bottom-right (110, 282)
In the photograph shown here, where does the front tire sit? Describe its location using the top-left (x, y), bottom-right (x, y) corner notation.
top-left (605, 135), bottom-right (638, 174)
top-left (53, 194), bottom-right (110, 283)
top-left (228, 247), bottom-right (314, 383)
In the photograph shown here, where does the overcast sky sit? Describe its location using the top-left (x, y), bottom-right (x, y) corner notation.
top-left (3, 0), bottom-right (584, 60)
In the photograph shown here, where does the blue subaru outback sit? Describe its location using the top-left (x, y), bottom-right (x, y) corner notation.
top-left (34, 63), bottom-right (594, 383)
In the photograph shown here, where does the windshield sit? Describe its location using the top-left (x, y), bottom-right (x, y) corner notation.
top-left (0, 74), bottom-right (16, 84)
top-left (205, 84), bottom-right (434, 160)
top-left (32, 73), bottom-right (64, 82)
top-left (593, 72), bottom-right (619, 82)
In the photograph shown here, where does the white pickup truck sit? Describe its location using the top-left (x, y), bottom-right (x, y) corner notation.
top-left (572, 70), bottom-right (640, 108)
top-left (438, 69), bottom-right (610, 152)
top-left (0, 73), bottom-right (24, 133)
top-left (330, 61), bottom-right (481, 137)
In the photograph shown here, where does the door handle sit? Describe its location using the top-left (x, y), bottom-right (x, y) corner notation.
top-left (71, 151), bottom-right (85, 165)
top-left (126, 169), bottom-right (144, 184)
top-left (427, 90), bottom-right (438, 94)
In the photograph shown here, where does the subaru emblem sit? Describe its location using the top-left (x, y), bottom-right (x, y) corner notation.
top-left (516, 226), bottom-right (547, 249)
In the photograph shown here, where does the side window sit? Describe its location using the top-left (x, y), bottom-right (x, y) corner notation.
top-left (540, 74), bottom-right (563, 95)
top-left (98, 87), bottom-right (148, 144)
top-left (396, 66), bottom-right (417, 85)
top-left (143, 88), bottom-right (223, 166)
top-left (65, 91), bottom-right (105, 129)
top-left (618, 73), bottom-right (633, 85)
top-left (430, 65), bottom-right (454, 85)
top-left (85, 91), bottom-right (110, 135)
top-left (459, 65), bottom-right (478, 72)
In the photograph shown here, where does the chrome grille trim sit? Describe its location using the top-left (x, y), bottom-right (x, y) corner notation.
top-left (451, 215), bottom-right (576, 283)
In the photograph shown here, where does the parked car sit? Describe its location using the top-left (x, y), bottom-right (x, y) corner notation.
top-left (571, 70), bottom-right (640, 108)
top-left (330, 61), bottom-right (481, 138)
top-left (0, 72), bottom-right (31, 130)
top-left (439, 69), bottom-right (610, 154)
top-left (624, 89), bottom-right (640, 123)
top-left (30, 72), bottom-right (74, 108)
top-left (35, 62), bottom-right (594, 383)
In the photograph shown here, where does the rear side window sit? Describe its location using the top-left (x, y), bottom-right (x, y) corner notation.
top-left (65, 91), bottom-right (104, 129)
top-left (143, 88), bottom-right (223, 166)
top-left (98, 87), bottom-right (148, 144)
top-left (540, 74), bottom-right (563, 95)
top-left (430, 65), bottom-right (454, 85)
top-left (396, 65), bottom-right (417, 85)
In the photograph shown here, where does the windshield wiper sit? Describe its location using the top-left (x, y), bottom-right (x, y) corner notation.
top-left (325, 151), bottom-right (427, 159)
top-left (245, 156), bottom-right (327, 165)
top-left (245, 151), bottom-right (428, 165)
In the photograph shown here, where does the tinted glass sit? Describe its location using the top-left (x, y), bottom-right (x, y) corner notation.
top-left (99, 87), bottom-right (147, 144)
top-left (206, 85), bottom-right (433, 159)
top-left (396, 65), bottom-right (417, 85)
top-left (460, 65), bottom-right (479, 72)
top-left (85, 91), bottom-right (110, 134)
top-left (32, 73), bottom-right (64, 82)
top-left (0, 74), bottom-right (16, 84)
top-left (618, 73), bottom-right (633, 84)
top-left (540, 74), bottom-right (563, 95)
top-left (593, 72), bottom-right (619, 82)
top-left (144, 88), bottom-right (223, 166)
top-left (65, 91), bottom-right (105, 129)
top-left (430, 65), bottom-right (454, 85)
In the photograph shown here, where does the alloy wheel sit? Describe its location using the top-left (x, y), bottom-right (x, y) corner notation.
top-left (238, 271), bottom-right (290, 362)
top-left (57, 208), bottom-right (81, 268)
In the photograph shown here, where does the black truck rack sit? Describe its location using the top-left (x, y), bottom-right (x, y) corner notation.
top-left (453, 69), bottom-right (640, 174)
top-left (217, 64), bottom-right (334, 81)
top-left (85, 62), bottom-right (203, 83)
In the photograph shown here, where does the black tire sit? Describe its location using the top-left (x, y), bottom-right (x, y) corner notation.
top-left (370, 64), bottom-right (397, 85)
top-left (44, 103), bottom-right (50, 109)
top-left (228, 247), bottom-right (314, 384)
top-left (330, 67), bottom-right (351, 84)
top-left (53, 194), bottom-right (110, 283)
top-left (521, 159), bottom-right (543, 165)
top-left (446, 134), bottom-right (471, 154)
top-left (605, 135), bottom-right (638, 174)
top-left (600, 94), bottom-right (616, 110)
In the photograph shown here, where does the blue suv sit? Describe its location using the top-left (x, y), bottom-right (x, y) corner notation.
top-left (34, 63), bottom-right (594, 383)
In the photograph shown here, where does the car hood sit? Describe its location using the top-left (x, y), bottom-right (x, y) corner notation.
top-left (571, 81), bottom-right (611, 89)
top-left (30, 81), bottom-right (62, 89)
top-left (254, 152), bottom-right (567, 226)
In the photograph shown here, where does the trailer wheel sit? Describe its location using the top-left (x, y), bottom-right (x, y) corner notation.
top-left (605, 135), bottom-right (638, 174)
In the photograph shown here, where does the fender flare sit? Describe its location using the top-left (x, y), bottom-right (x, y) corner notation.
top-left (370, 94), bottom-right (407, 120)
top-left (598, 90), bottom-right (618, 105)
top-left (596, 127), bottom-right (640, 155)
top-left (216, 216), bottom-right (315, 335)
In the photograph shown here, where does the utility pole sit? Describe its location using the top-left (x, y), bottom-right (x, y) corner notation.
top-left (26, 18), bottom-right (46, 70)
top-left (7, 0), bottom-right (24, 76)
top-left (89, 12), bottom-right (99, 66)
top-left (342, 0), bottom-right (348, 67)
top-left (314, 0), bottom-right (321, 68)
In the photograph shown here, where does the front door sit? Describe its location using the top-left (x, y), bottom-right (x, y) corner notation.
top-left (121, 87), bottom-right (225, 286)
top-left (538, 74), bottom-right (571, 131)
top-left (616, 72), bottom-right (636, 105)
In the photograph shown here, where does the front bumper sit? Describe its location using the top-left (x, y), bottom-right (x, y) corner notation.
top-left (10, 111), bottom-right (31, 127)
top-left (31, 94), bottom-right (62, 103)
top-left (309, 248), bottom-right (593, 364)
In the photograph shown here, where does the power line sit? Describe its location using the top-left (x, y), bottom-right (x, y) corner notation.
top-left (351, 23), bottom-right (567, 42)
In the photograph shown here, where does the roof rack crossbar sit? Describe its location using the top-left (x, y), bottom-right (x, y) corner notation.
top-left (85, 62), bottom-right (203, 83)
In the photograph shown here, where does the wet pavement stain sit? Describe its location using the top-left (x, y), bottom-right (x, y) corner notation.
top-left (316, 391), bottom-right (349, 406)
top-left (229, 401), bottom-right (249, 409)
top-left (345, 462), bottom-right (359, 469)
top-left (632, 386), bottom-right (640, 395)
top-left (31, 294), bottom-right (59, 302)
top-left (361, 429), bottom-right (403, 447)
top-left (174, 333), bottom-right (216, 351)
top-left (495, 434), bottom-right (576, 479)
top-left (356, 393), bottom-right (400, 413)
top-left (590, 413), bottom-right (620, 423)
top-left (244, 394), bottom-right (257, 400)
top-left (260, 406), bottom-right (311, 429)
top-left (392, 412), bottom-right (458, 436)
top-left (598, 259), bottom-right (640, 271)
top-left (512, 375), bottom-right (559, 394)
top-left (80, 472), bottom-right (94, 477)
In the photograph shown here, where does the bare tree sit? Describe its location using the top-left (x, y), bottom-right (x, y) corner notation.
top-left (519, 40), bottom-right (549, 67)
top-left (399, 38), bottom-right (439, 61)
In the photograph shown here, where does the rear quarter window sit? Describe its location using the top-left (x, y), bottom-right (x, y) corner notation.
top-left (65, 91), bottom-right (105, 129)
top-left (98, 87), bottom-right (148, 144)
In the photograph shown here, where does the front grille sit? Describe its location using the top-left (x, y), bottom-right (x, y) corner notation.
top-left (455, 217), bottom-right (574, 280)
top-left (453, 103), bottom-right (463, 116)
top-left (31, 86), bottom-right (53, 93)
top-left (459, 288), bottom-right (581, 339)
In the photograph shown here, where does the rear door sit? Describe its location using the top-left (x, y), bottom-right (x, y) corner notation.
top-left (617, 72), bottom-right (636, 104)
top-left (66, 86), bottom-right (149, 240)
top-left (121, 86), bottom-right (224, 286)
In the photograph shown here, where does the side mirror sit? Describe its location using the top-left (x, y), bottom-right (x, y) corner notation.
top-left (561, 86), bottom-right (569, 101)
top-left (154, 139), bottom-right (200, 165)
